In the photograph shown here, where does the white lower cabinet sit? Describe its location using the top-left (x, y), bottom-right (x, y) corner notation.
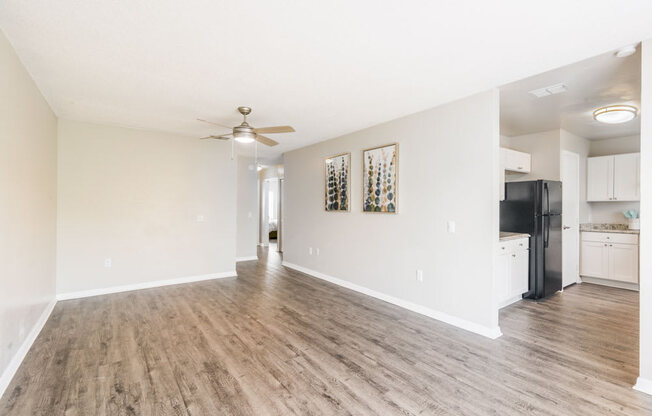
top-left (580, 232), bottom-right (639, 284)
top-left (496, 238), bottom-right (529, 308)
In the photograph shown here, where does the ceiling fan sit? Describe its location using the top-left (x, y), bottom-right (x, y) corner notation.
top-left (198, 106), bottom-right (295, 147)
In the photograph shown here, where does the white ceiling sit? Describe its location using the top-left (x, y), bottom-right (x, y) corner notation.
top-left (500, 47), bottom-right (641, 140)
top-left (1, 1), bottom-right (652, 157)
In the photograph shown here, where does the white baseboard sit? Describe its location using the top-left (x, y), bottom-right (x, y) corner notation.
top-left (498, 295), bottom-right (522, 309)
top-left (56, 271), bottom-right (237, 301)
top-left (236, 256), bottom-right (258, 262)
top-left (634, 377), bottom-right (652, 396)
top-left (0, 298), bottom-right (57, 399)
top-left (580, 276), bottom-right (639, 291)
top-left (282, 261), bottom-right (502, 340)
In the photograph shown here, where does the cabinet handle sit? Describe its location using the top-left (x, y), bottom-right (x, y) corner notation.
top-left (512, 254), bottom-right (516, 257)
top-left (610, 244), bottom-right (613, 247)
top-left (604, 244), bottom-right (608, 247)
top-left (517, 166), bottom-right (523, 170)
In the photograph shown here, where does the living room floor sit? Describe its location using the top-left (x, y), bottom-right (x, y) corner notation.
top-left (1, 246), bottom-right (650, 416)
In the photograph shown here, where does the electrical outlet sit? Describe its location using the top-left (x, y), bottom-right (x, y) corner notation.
top-left (104, 258), bottom-right (112, 268)
top-left (308, 247), bottom-right (313, 255)
top-left (316, 248), bottom-right (320, 256)
top-left (447, 220), bottom-right (456, 233)
top-left (248, 211), bottom-right (252, 218)
top-left (416, 269), bottom-right (423, 282)
top-left (196, 215), bottom-right (205, 222)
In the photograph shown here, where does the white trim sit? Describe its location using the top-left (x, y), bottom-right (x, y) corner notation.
top-left (634, 377), bottom-right (652, 395)
top-left (236, 256), bottom-right (258, 262)
top-left (0, 298), bottom-right (57, 399)
top-left (56, 271), bottom-right (237, 301)
top-left (498, 295), bottom-right (523, 309)
top-left (580, 276), bottom-right (639, 291)
top-left (282, 261), bottom-right (502, 339)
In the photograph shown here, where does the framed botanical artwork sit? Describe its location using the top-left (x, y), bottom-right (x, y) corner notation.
top-left (325, 152), bottom-right (350, 211)
top-left (363, 143), bottom-right (398, 213)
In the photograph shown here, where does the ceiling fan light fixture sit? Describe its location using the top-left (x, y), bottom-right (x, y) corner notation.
top-left (593, 105), bottom-right (638, 124)
top-left (234, 131), bottom-right (256, 143)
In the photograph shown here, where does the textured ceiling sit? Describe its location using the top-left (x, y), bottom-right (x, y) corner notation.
top-left (1, 0), bottom-right (652, 157)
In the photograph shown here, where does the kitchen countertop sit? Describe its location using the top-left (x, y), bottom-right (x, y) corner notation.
top-left (499, 232), bottom-right (530, 241)
top-left (580, 223), bottom-right (639, 235)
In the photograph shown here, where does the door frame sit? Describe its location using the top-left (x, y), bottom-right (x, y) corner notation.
top-left (561, 150), bottom-right (581, 287)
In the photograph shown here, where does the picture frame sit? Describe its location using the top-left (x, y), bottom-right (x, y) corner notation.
top-left (362, 143), bottom-right (398, 213)
top-left (324, 152), bottom-right (351, 212)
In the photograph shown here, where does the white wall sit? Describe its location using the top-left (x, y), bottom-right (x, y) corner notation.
top-left (504, 129), bottom-right (561, 182)
top-left (56, 120), bottom-right (237, 295)
top-left (236, 156), bottom-right (259, 260)
top-left (0, 30), bottom-right (57, 390)
top-left (636, 38), bottom-right (652, 395)
top-left (283, 89), bottom-right (501, 337)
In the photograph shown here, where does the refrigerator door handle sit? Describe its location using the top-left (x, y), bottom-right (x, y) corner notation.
top-left (544, 215), bottom-right (550, 248)
top-left (544, 182), bottom-right (550, 215)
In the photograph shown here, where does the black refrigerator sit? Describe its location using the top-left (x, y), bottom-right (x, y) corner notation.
top-left (500, 180), bottom-right (562, 300)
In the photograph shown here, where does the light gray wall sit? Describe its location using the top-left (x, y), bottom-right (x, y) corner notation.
top-left (283, 89), bottom-right (500, 334)
top-left (0, 30), bottom-right (57, 388)
top-left (236, 156), bottom-right (259, 259)
top-left (504, 129), bottom-right (561, 182)
top-left (638, 38), bottom-right (652, 392)
top-left (56, 120), bottom-right (237, 294)
top-left (589, 134), bottom-right (640, 157)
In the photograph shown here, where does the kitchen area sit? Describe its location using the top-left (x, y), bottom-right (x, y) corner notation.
top-left (496, 44), bottom-right (642, 312)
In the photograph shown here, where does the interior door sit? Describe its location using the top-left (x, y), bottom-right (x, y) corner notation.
top-left (561, 151), bottom-right (580, 287)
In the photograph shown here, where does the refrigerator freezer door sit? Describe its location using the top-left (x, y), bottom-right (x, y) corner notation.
top-left (500, 181), bottom-right (537, 234)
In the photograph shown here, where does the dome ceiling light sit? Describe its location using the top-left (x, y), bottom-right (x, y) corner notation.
top-left (593, 105), bottom-right (638, 124)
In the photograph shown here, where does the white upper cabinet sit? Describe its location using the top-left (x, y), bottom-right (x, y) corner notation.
top-left (587, 156), bottom-right (613, 201)
top-left (587, 153), bottom-right (639, 202)
top-left (502, 148), bottom-right (531, 173)
top-left (613, 153), bottom-right (640, 201)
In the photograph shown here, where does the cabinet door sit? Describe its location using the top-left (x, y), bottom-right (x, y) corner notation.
top-left (580, 241), bottom-right (609, 278)
top-left (613, 153), bottom-right (640, 201)
top-left (503, 148), bottom-right (531, 173)
top-left (587, 156), bottom-right (614, 201)
top-left (496, 253), bottom-right (510, 304)
top-left (608, 243), bottom-right (639, 283)
top-left (510, 250), bottom-right (529, 297)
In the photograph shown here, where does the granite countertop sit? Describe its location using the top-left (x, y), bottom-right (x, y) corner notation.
top-left (580, 223), bottom-right (640, 235)
top-left (499, 232), bottom-right (531, 241)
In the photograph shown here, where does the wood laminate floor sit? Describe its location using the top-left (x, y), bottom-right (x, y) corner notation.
top-left (2, 245), bottom-right (651, 415)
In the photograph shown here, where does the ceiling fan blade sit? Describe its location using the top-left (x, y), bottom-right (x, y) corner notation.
top-left (200, 134), bottom-right (232, 140)
top-left (253, 125), bottom-right (295, 134)
top-left (197, 118), bottom-right (233, 130)
top-left (255, 134), bottom-right (279, 147)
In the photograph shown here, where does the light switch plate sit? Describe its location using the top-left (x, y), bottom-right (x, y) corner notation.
top-left (447, 221), bottom-right (456, 233)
